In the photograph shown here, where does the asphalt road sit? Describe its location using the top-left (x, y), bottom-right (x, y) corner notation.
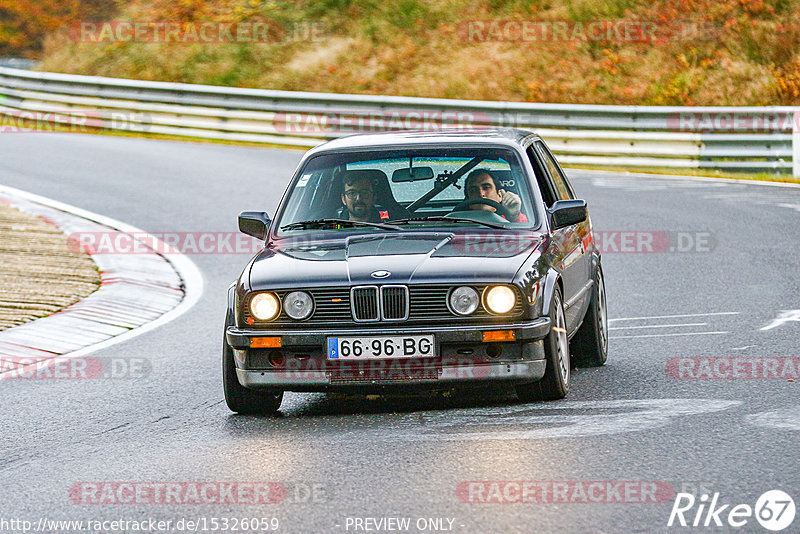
top-left (1, 133), bottom-right (798, 534)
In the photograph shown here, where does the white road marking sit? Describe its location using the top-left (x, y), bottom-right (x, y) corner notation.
top-left (778, 203), bottom-right (800, 212)
top-left (610, 331), bottom-right (728, 339)
top-left (746, 407), bottom-right (800, 431)
top-left (609, 322), bottom-right (707, 331)
top-left (609, 312), bottom-right (739, 322)
top-left (364, 399), bottom-right (741, 442)
top-left (586, 175), bottom-right (729, 192)
top-left (702, 191), bottom-right (787, 204)
top-left (760, 310), bottom-right (800, 331)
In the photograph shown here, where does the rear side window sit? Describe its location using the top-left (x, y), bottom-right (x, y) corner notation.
top-left (535, 141), bottom-right (573, 202)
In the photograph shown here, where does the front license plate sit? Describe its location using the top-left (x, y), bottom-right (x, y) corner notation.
top-left (327, 335), bottom-right (435, 360)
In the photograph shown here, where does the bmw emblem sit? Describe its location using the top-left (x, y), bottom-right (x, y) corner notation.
top-left (371, 270), bottom-right (391, 279)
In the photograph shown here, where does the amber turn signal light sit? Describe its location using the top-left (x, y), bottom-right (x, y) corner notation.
top-left (482, 330), bottom-right (515, 342)
top-left (250, 337), bottom-right (282, 348)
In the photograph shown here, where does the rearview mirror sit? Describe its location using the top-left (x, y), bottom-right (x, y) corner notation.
top-left (549, 200), bottom-right (587, 230)
top-left (392, 167), bottom-right (434, 182)
top-left (238, 211), bottom-right (271, 240)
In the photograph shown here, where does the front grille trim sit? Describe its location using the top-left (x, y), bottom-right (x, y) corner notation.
top-left (380, 285), bottom-right (410, 321)
top-left (351, 285), bottom-right (380, 322)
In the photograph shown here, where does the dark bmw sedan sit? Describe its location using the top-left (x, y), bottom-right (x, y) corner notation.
top-left (224, 129), bottom-right (607, 413)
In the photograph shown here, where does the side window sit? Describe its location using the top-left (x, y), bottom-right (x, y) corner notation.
top-left (535, 141), bottom-right (573, 202)
top-left (526, 146), bottom-right (557, 207)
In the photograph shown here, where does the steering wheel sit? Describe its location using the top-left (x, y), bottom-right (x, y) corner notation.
top-left (451, 198), bottom-right (513, 221)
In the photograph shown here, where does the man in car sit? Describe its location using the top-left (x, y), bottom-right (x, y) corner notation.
top-left (464, 169), bottom-right (528, 223)
top-left (339, 172), bottom-right (388, 223)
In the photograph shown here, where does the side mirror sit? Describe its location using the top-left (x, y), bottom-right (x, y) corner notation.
top-left (238, 211), bottom-right (271, 240)
top-left (549, 200), bottom-right (587, 230)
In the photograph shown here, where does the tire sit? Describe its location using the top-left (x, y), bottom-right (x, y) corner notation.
top-left (223, 322), bottom-right (283, 414)
top-left (570, 264), bottom-right (608, 368)
top-left (515, 287), bottom-right (570, 402)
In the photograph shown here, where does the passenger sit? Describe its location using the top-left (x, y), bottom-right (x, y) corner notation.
top-left (463, 169), bottom-right (528, 223)
top-left (339, 173), bottom-right (389, 223)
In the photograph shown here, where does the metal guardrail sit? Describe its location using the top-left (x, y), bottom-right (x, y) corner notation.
top-left (1, 66), bottom-right (798, 177)
top-left (0, 58), bottom-right (36, 70)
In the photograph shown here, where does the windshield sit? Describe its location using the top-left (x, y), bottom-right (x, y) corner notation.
top-left (275, 147), bottom-right (538, 236)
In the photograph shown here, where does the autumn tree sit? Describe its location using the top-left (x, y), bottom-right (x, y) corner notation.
top-left (0, 0), bottom-right (115, 56)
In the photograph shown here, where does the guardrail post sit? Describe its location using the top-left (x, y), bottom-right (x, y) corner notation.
top-left (794, 110), bottom-right (800, 179)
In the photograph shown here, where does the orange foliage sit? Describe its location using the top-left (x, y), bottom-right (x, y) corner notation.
top-left (773, 56), bottom-right (800, 104)
top-left (0, 0), bottom-right (113, 55)
top-left (25, 0), bottom-right (800, 106)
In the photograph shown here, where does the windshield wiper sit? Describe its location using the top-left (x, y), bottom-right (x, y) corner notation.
top-left (280, 218), bottom-right (403, 231)
top-left (388, 216), bottom-right (508, 230)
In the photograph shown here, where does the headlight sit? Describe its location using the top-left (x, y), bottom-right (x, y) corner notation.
top-left (484, 286), bottom-right (516, 314)
top-left (284, 291), bottom-right (314, 320)
top-left (250, 292), bottom-right (280, 321)
top-left (449, 286), bottom-right (479, 316)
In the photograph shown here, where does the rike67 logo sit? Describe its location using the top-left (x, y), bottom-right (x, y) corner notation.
top-left (668, 490), bottom-right (796, 531)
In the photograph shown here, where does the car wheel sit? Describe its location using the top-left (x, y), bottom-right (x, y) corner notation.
top-left (223, 320), bottom-right (283, 414)
top-left (515, 287), bottom-right (570, 402)
top-left (570, 264), bottom-right (608, 368)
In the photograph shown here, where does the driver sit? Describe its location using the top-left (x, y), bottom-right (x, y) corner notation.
top-left (464, 169), bottom-right (528, 223)
top-left (339, 172), bottom-right (388, 223)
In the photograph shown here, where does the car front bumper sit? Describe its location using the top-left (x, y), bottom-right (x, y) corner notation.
top-left (225, 317), bottom-right (551, 392)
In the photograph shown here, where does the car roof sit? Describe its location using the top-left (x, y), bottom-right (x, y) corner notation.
top-left (307, 128), bottom-right (538, 155)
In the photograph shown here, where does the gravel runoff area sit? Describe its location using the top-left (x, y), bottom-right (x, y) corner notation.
top-left (0, 200), bottom-right (100, 331)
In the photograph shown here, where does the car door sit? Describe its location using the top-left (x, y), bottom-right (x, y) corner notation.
top-left (530, 141), bottom-right (592, 333)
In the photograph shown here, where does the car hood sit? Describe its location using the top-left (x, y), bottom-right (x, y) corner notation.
top-left (248, 231), bottom-right (542, 288)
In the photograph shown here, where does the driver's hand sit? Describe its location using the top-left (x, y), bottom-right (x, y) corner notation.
top-left (499, 190), bottom-right (521, 221)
